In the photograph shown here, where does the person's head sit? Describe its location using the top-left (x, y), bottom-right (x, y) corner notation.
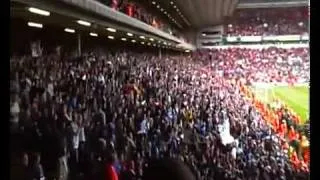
top-left (72, 111), bottom-right (78, 121)
top-left (129, 160), bottom-right (135, 170)
top-left (77, 113), bottom-right (83, 125)
top-left (143, 158), bottom-right (196, 180)
top-left (129, 132), bottom-right (133, 139)
top-left (98, 138), bottom-right (107, 150)
top-left (35, 153), bottom-right (41, 164)
top-left (22, 153), bottom-right (29, 166)
top-left (119, 153), bottom-right (125, 162)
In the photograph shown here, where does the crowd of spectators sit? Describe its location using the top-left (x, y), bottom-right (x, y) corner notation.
top-left (195, 47), bottom-right (309, 84)
top-left (96, 0), bottom-right (181, 40)
top-left (224, 7), bottom-right (309, 36)
top-left (10, 45), bottom-right (309, 180)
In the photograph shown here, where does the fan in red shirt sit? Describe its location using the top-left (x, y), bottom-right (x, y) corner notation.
top-left (105, 154), bottom-right (119, 180)
top-left (122, 83), bottom-right (135, 95)
top-left (126, 3), bottom-right (133, 17)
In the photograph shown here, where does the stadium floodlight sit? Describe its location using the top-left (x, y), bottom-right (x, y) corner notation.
top-left (27, 22), bottom-right (43, 28)
top-left (174, 5), bottom-right (177, 8)
top-left (108, 36), bottom-right (114, 39)
top-left (121, 38), bottom-right (127, 41)
top-left (77, 20), bottom-right (91, 27)
top-left (106, 27), bottom-right (117, 32)
top-left (170, 1), bottom-right (174, 5)
top-left (90, 32), bottom-right (98, 37)
top-left (228, 24), bottom-right (232, 28)
top-left (64, 28), bottom-right (75, 33)
top-left (164, 11), bottom-right (167, 14)
top-left (160, 8), bottom-right (164, 12)
top-left (263, 23), bottom-right (268, 28)
top-left (127, 32), bottom-right (133, 37)
top-left (28, 7), bottom-right (50, 16)
top-left (139, 35), bottom-right (145, 39)
top-left (156, 5), bottom-right (160, 8)
top-left (131, 39), bottom-right (136, 43)
top-left (298, 22), bottom-right (304, 27)
top-left (149, 38), bottom-right (154, 41)
top-left (202, 33), bottom-right (206, 36)
top-left (147, 43), bottom-right (151, 46)
top-left (163, 42), bottom-right (167, 45)
top-left (141, 42), bottom-right (145, 45)
top-left (185, 50), bottom-right (190, 53)
top-left (152, 1), bottom-right (156, 5)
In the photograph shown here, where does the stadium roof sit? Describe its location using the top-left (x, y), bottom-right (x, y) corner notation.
top-left (148, 0), bottom-right (307, 29)
top-left (164, 0), bottom-right (240, 28)
top-left (10, 0), bottom-right (195, 50)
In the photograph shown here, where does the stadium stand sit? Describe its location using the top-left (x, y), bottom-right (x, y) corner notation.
top-left (224, 7), bottom-right (308, 36)
top-left (10, 0), bottom-right (309, 180)
top-left (195, 47), bottom-right (309, 84)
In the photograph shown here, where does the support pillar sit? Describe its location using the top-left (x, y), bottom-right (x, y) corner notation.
top-left (159, 47), bottom-right (162, 59)
top-left (77, 33), bottom-right (82, 57)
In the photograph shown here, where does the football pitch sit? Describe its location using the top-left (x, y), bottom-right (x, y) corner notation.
top-left (252, 85), bottom-right (309, 124)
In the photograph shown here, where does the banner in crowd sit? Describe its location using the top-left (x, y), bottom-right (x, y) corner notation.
top-left (240, 36), bottom-right (262, 42)
top-left (263, 35), bottom-right (301, 41)
top-left (218, 118), bottom-right (235, 145)
top-left (226, 36), bottom-right (239, 42)
top-left (225, 34), bottom-right (309, 43)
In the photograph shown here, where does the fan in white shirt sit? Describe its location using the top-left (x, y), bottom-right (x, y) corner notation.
top-left (47, 82), bottom-right (54, 97)
top-left (71, 121), bottom-right (80, 150)
top-left (10, 95), bottom-right (20, 124)
top-left (78, 116), bottom-right (86, 143)
top-left (10, 101), bottom-right (20, 124)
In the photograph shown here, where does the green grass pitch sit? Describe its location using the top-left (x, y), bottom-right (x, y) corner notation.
top-left (253, 85), bottom-right (309, 124)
